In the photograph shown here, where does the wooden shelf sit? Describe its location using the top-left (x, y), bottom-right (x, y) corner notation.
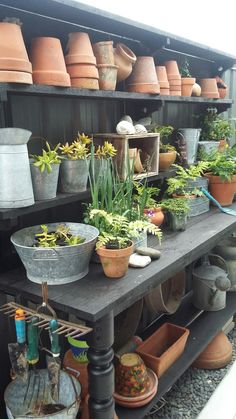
top-left (116, 292), bottom-right (236, 419)
top-left (0, 84), bottom-right (233, 108)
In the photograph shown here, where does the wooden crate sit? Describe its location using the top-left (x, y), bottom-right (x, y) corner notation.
top-left (93, 133), bottom-right (160, 179)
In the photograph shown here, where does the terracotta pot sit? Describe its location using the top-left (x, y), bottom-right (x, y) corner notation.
top-left (0, 71), bottom-right (32, 84)
top-left (93, 41), bottom-right (114, 65)
top-left (31, 37), bottom-right (71, 87)
top-left (181, 77), bottom-right (196, 96)
top-left (169, 90), bottom-right (181, 96)
top-left (215, 75), bottom-right (228, 98)
top-left (160, 88), bottom-right (170, 95)
top-left (192, 331), bottom-right (232, 369)
top-left (165, 60), bottom-right (181, 79)
top-left (81, 395), bottom-right (119, 419)
top-left (200, 78), bottom-right (219, 98)
top-left (115, 353), bottom-right (149, 397)
top-left (129, 148), bottom-right (144, 173)
top-left (114, 43), bottom-right (136, 82)
top-left (169, 79), bottom-right (181, 87)
top-left (136, 323), bottom-right (189, 378)
top-left (63, 349), bottom-right (88, 402)
top-left (205, 173), bottom-right (236, 206)
top-left (159, 150), bottom-right (177, 171)
top-left (97, 64), bottom-right (118, 90)
top-left (218, 87), bottom-right (227, 98)
top-left (96, 243), bottom-right (134, 278)
top-left (192, 82), bottom-right (201, 96)
top-left (71, 77), bottom-right (99, 89)
top-left (0, 22), bottom-right (32, 73)
top-left (144, 207), bottom-right (164, 226)
top-left (65, 32), bottom-right (96, 65)
top-left (126, 56), bottom-right (160, 94)
top-left (66, 63), bottom-right (99, 78)
top-left (155, 66), bottom-right (169, 88)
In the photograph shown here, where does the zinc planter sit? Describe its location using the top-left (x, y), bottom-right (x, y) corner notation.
top-left (11, 222), bottom-right (99, 285)
top-left (177, 128), bottom-right (201, 165)
top-left (59, 159), bottom-right (90, 193)
top-left (168, 212), bottom-right (187, 231)
top-left (0, 128), bottom-right (34, 208)
top-left (198, 141), bottom-right (220, 156)
top-left (30, 162), bottom-right (60, 200)
top-left (96, 243), bottom-right (134, 279)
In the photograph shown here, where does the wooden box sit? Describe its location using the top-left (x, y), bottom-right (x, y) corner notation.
top-left (93, 133), bottom-right (160, 179)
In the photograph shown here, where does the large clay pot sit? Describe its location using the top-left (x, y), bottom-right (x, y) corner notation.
top-left (144, 207), bottom-right (164, 226)
top-left (93, 41), bottom-right (114, 64)
top-left (114, 43), bottom-right (136, 82)
top-left (164, 60), bottom-right (181, 80)
top-left (96, 243), bottom-right (134, 278)
top-left (97, 64), bottom-right (118, 90)
top-left (155, 66), bottom-right (169, 89)
top-left (159, 150), bottom-right (177, 171)
top-left (65, 32), bottom-right (96, 65)
top-left (181, 77), bottom-right (196, 96)
top-left (126, 56), bottom-right (160, 94)
top-left (200, 78), bottom-right (219, 98)
top-left (31, 37), bottom-right (71, 86)
top-left (71, 77), bottom-right (99, 89)
top-left (192, 331), bottom-right (232, 369)
top-left (204, 173), bottom-right (236, 206)
top-left (66, 63), bottom-right (98, 78)
top-left (0, 22), bottom-right (32, 84)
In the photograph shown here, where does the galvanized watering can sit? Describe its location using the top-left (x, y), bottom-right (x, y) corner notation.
top-left (192, 254), bottom-right (231, 311)
top-left (176, 128), bottom-right (201, 165)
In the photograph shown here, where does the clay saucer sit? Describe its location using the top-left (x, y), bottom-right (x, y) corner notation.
top-left (114, 368), bottom-right (158, 405)
top-left (114, 385), bottom-right (157, 408)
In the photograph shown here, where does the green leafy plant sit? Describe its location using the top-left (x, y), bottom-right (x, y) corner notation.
top-left (207, 152), bottom-right (236, 182)
top-left (160, 198), bottom-right (190, 215)
top-left (200, 107), bottom-right (233, 142)
top-left (150, 124), bottom-right (174, 140)
top-left (133, 184), bottom-right (160, 209)
top-left (166, 162), bottom-right (209, 196)
top-left (35, 224), bottom-right (85, 247)
top-left (159, 143), bottom-right (176, 153)
top-left (31, 142), bottom-right (61, 173)
top-left (59, 140), bottom-right (90, 160)
top-left (95, 141), bottom-right (117, 159)
top-left (180, 58), bottom-right (192, 78)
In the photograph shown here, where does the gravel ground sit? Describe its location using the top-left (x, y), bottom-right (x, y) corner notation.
top-left (145, 326), bottom-right (236, 419)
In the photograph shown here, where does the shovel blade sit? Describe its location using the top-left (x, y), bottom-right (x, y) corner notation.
top-left (8, 343), bottom-right (28, 382)
top-left (46, 355), bottom-right (61, 402)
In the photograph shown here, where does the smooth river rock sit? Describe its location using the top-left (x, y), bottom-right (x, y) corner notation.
top-left (136, 247), bottom-right (161, 259)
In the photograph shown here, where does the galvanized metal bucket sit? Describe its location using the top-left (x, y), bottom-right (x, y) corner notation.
top-left (198, 140), bottom-right (219, 156)
top-left (5, 369), bottom-right (80, 419)
top-left (177, 128), bottom-right (201, 165)
top-left (30, 162), bottom-right (60, 200)
top-left (11, 223), bottom-right (99, 285)
top-left (0, 128), bottom-right (34, 208)
top-left (59, 159), bottom-right (90, 193)
top-left (188, 196), bottom-right (210, 217)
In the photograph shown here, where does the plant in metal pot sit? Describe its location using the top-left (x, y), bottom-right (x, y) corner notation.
top-left (160, 198), bottom-right (190, 231)
top-left (59, 133), bottom-right (91, 193)
top-left (90, 140), bottom-right (117, 182)
top-left (204, 151), bottom-right (236, 206)
top-left (34, 224), bottom-right (85, 247)
top-left (30, 141), bottom-right (61, 200)
top-left (179, 58), bottom-right (196, 97)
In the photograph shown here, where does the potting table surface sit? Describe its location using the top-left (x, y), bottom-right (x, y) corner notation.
top-left (1, 204), bottom-right (236, 322)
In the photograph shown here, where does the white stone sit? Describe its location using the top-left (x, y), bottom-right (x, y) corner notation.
top-left (129, 253), bottom-right (151, 268)
top-left (134, 124), bottom-right (147, 133)
top-left (116, 120), bottom-right (136, 135)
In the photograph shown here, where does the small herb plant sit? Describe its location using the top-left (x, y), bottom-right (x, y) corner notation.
top-left (34, 224), bottom-right (85, 247)
top-left (180, 58), bottom-right (192, 78)
top-left (200, 107), bottom-right (233, 142)
top-left (31, 142), bottom-right (61, 173)
top-left (161, 198), bottom-right (189, 215)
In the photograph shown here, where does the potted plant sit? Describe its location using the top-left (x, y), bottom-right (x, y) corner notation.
top-left (160, 198), bottom-right (189, 231)
top-left (180, 58), bottom-right (196, 97)
top-left (30, 141), bottom-right (61, 200)
top-left (198, 107), bottom-right (233, 155)
top-left (150, 124), bottom-right (176, 171)
top-left (134, 184), bottom-right (164, 227)
top-left (59, 133), bottom-right (91, 193)
top-left (90, 140), bottom-right (117, 182)
top-left (204, 151), bottom-right (236, 206)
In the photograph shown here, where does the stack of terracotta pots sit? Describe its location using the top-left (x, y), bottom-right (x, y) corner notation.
top-left (31, 37), bottom-right (70, 87)
top-left (125, 56), bottom-right (160, 94)
top-left (165, 60), bottom-right (181, 96)
top-left (200, 78), bottom-right (219, 98)
top-left (155, 66), bottom-right (170, 95)
top-left (0, 21), bottom-right (33, 84)
top-left (93, 41), bottom-right (118, 90)
top-left (65, 32), bottom-right (98, 89)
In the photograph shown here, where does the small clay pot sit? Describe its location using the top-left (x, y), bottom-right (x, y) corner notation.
top-left (144, 207), bottom-right (164, 227)
top-left (181, 77), bottom-right (196, 97)
top-left (97, 64), bottom-right (118, 90)
top-left (93, 41), bottom-right (114, 65)
top-left (165, 61), bottom-right (181, 79)
top-left (65, 32), bottom-right (96, 65)
top-left (155, 66), bottom-right (169, 88)
top-left (114, 43), bottom-right (136, 82)
top-left (71, 77), bottom-right (99, 89)
top-left (0, 22), bottom-right (32, 73)
top-left (126, 56), bottom-right (159, 94)
top-left (200, 78), bottom-right (220, 98)
top-left (66, 63), bottom-right (99, 78)
top-left (192, 331), bottom-right (232, 369)
top-left (31, 37), bottom-right (71, 87)
top-left (159, 150), bottom-right (177, 171)
top-left (96, 243), bottom-right (134, 278)
top-left (205, 173), bottom-right (236, 206)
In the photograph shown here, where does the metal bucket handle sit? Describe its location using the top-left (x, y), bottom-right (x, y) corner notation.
top-left (33, 248), bottom-right (60, 261)
top-left (67, 373), bottom-right (81, 414)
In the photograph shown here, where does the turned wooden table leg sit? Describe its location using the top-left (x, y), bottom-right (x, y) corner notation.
top-left (87, 311), bottom-right (114, 419)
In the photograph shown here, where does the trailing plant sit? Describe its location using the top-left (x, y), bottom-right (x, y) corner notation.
top-left (200, 107), bottom-right (233, 142)
top-left (95, 141), bottom-right (117, 159)
top-left (34, 224), bottom-right (85, 247)
top-left (160, 198), bottom-right (189, 216)
top-left (30, 142), bottom-right (61, 173)
top-left (180, 58), bottom-right (192, 78)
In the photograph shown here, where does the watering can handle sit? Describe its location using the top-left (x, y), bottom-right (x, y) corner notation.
top-left (208, 253), bottom-right (229, 274)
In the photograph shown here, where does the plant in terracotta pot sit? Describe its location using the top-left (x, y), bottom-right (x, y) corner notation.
top-left (59, 133), bottom-right (91, 193)
top-left (30, 141), bottom-right (61, 200)
top-left (180, 58), bottom-right (196, 97)
top-left (160, 198), bottom-right (189, 231)
top-left (199, 107), bottom-right (233, 155)
top-left (204, 151), bottom-right (236, 206)
top-left (134, 184), bottom-right (164, 227)
top-left (150, 124), bottom-right (176, 171)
